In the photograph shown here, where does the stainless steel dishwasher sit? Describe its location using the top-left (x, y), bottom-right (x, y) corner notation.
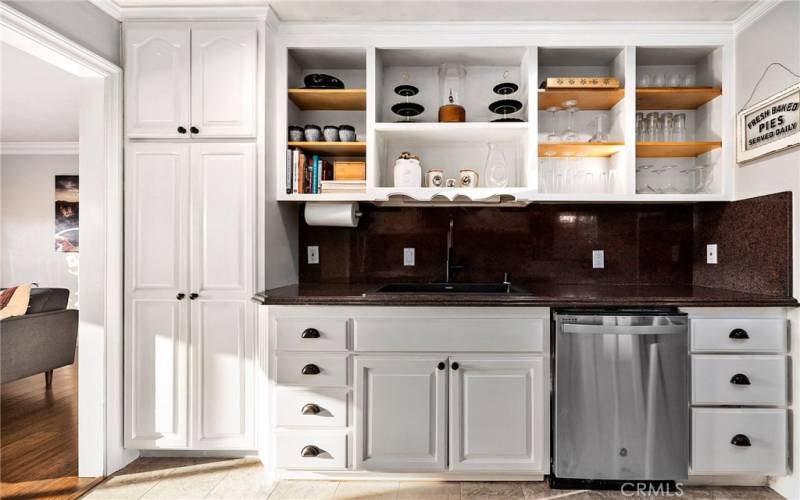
top-left (552, 309), bottom-right (689, 489)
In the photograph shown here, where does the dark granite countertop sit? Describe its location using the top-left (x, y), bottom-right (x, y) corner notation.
top-left (253, 283), bottom-right (798, 307)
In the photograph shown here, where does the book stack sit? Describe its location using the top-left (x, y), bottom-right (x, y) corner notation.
top-left (285, 148), bottom-right (333, 194)
top-left (320, 180), bottom-right (367, 194)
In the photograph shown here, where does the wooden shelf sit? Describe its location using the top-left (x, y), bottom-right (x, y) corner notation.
top-left (538, 88), bottom-right (624, 110)
top-left (288, 89), bottom-right (366, 110)
top-left (636, 141), bottom-right (721, 157)
top-left (288, 141), bottom-right (366, 156)
top-left (538, 142), bottom-right (625, 158)
top-left (636, 87), bottom-right (721, 110)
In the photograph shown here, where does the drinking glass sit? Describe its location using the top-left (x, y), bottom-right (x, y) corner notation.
top-left (673, 113), bottom-right (688, 142)
top-left (636, 164), bottom-right (656, 193)
top-left (660, 113), bottom-right (674, 142)
top-left (638, 73), bottom-right (652, 88)
top-left (635, 112), bottom-right (644, 141)
top-left (540, 151), bottom-right (557, 193)
top-left (667, 73), bottom-right (682, 87)
top-left (644, 112), bottom-right (660, 142)
top-left (682, 74), bottom-right (696, 87)
top-left (653, 74), bottom-right (666, 87)
top-left (561, 100), bottom-right (580, 142)
top-left (546, 106), bottom-right (561, 142)
top-left (589, 115), bottom-right (609, 143)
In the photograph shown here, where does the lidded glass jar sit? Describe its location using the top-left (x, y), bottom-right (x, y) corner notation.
top-left (438, 63), bottom-right (467, 122)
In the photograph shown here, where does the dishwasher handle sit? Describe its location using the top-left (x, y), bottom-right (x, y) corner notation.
top-left (561, 323), bottom-right (687, 335)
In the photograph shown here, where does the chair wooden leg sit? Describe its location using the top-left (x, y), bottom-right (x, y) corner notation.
top-left (45, 370), bottom-right (53, 387)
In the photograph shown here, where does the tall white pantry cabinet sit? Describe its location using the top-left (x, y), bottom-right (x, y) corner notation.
top-left (123, 21), bottom-right (260, 450)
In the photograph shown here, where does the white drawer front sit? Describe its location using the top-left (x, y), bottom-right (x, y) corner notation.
top-left (276, 354), bottom-right (348, 387)
top-left (275, 317), bottom-right (347, 351)
top-left (691, 318), bottom-right (786, 353)
top-left (276, 432), bottom-right (347, 470)
top-left (353, 317), bottom-right (545, 352)
top-left (276, 388), bottom-right (347, 428)
top-left (692, 355), bottom-right (787, 406)
top-left (692, 409), bottom-right (787, 475)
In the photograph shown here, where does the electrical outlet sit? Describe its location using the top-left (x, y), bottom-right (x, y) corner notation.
top-left (706, 244), bottom-right (718, 264)
top-left (307, 245), bottom-right (319, 264)
top-left (403, 247), bottom-right (415, 266)
top-left (592, 250), bottom-right (605, 269)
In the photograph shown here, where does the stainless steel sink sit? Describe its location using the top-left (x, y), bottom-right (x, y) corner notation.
top-left (370, 282), bottom-right (529, 294)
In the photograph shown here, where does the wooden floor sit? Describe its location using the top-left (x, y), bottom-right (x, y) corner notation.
top-left (1, 361), bottom-right (100, 500)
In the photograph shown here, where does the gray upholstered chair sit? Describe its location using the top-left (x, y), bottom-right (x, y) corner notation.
top-left (1, 288), bottom-right (78, 387)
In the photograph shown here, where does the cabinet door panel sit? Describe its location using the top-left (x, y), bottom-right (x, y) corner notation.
top-left (125, 25), bottom-right (190, 138)
top-left (354, 357), bottom-right (446, 471)
top-left (190, 143), bottom-right (255, 300)
top-left (192, 300), bottom-right (254, 449)
top-left (190, 26), bottom-right (257, 137)
top-left (125, 299), bottom-right (189, 448)
top-left (449, 356), bottom-right (546, 472)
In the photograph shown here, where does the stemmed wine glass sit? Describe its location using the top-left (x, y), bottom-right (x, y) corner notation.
top-left (561, 99), bottom-right (580, 142)
top-left (589, 115), bottom-right (609, 143)
top-left (546, 106), bottom-right (561, 142)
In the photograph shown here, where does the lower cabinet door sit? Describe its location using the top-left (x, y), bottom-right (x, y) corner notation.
top-left (354, 356), bottom-right (447, 471)
top-left (192, 299), bottom-right (255, 449)
top-left (449, 356), bottom-right (546, 472)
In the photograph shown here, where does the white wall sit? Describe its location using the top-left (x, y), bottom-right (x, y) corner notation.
top-left (0, 154), bottom-right (79, 308)
top-left (735, 1), bottom-right (800, 497)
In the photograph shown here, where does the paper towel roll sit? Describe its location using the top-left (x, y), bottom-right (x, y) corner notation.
top-left (304, 202), bottom-right (361, 227)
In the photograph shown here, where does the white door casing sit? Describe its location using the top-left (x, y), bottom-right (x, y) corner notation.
top-left (125, 25), bottom-right (190, 138)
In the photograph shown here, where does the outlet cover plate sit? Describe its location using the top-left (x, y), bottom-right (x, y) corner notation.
top-left (307, 245), bottom-right (319, 264)
top-left (403, 247), bottom-right (415, 266)
top-left (592, 250), bottom-right (604, 269)
top-left (706, 244), bottom-right (718, 264)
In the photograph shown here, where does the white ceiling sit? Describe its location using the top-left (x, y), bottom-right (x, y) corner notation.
top-left (0, 43), bottom-right (81, 143)
top-left (112, 0), bottom-right (759, 23)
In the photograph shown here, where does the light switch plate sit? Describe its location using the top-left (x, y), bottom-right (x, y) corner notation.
top-left (592, 250), bottom-right (604, 269)
top-left (403, 247), bottom-right (415, 266)
top-left (307, 245), bottom-right (319, 264)
top-left (706, 244), bottom-right (718, 264)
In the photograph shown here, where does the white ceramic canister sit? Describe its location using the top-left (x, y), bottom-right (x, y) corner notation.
top-left (393, 152), bottom-right (422, 187)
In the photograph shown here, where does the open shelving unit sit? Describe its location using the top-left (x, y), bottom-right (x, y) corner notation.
top-left (274, 42), bottom-right (733, 203)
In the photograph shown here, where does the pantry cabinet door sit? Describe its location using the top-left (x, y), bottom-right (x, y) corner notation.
top-left (449, 356), bottom-right (546, 472)
top-left (189, 143), bottom-right (255, 302)
top-left (191, 299), bottom-right (255, 449)
top-left (190, 25), bottom-right (257, 138)
top-left (354, 356), bottom-right (447, 472)
top-left (124, 143), bottom-right (191, 449)
top-left (125, 24), bottom-right (191, 138)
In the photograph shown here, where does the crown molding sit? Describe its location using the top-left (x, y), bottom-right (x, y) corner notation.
top-left (0, 142), bottom-right (79, 155)
top-left (734, 0), bottom-right (783, 34)
top-left (121, 5), bottom-right (271, 21)
top-left (88, 0), bottom-right (123, 21)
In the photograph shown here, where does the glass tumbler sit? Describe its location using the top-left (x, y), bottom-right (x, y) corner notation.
top-left (673, 113), bottom-right (688, 142)
top-left (660, 113), bottom-right (674, 142)
top-left (653, 74), bottom-right (666, 87)
top-left (638, 73), bottom-right (652, 87)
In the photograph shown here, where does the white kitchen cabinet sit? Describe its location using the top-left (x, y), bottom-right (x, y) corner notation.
top-left (354, 356), bottom-right (447, 472)
top-left (449, 356), bottom-right (546, 472)
top-left (125, 23), bottom-right (257, 139)
top-left (125, 142), bottom-right (256, 450)
top-left (125, 25), bottom-right (190, 138)
top-left (191, 27), bottom-right (257, 138)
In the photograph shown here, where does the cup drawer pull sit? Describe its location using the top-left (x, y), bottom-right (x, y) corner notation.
top-left (301, 364), bottom-right (321, 375)
top-left (729, 328), bottom-right (749, 340)
top-left (301, 328), bottom-right (320, 339)
top-left (730, 373), bottom-right (751, 385)
top-left (731, 434), bottom-right (752, 447)
top-left (301, 403), bottom-right (321, 415)
top-left (301, 445), bottom-right (321, 457)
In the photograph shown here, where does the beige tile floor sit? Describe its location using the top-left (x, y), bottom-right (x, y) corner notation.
top-left (83, 458), bottom-right (785, 500)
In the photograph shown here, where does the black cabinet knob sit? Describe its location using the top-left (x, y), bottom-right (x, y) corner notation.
top-left (301, 328), bottom-right (320, 339)
top-left (729, 328), bottom-right (749, 340)
top-left (301, 403), bottom-right (321, 415)
top-left (301, 364), bottom-right (320, 375)
top-left (437, 362), bottom-right (445, 370)
top-left (730, 373), bottom-right (751, 385)
top-left (176, 293), bottom-right (186, 300)
top-left (190, 126), bottom-right (199, 134)
top-left (177, 126), bottom-right (187, 134)
top-left (451, 362), bottom-right (459, 370)
top-left (189, 293), bottom-right (199, 300)
top-left (300, 445), bottom-right (321, 457)
top-left (730, 434), bottom-right (752, 447)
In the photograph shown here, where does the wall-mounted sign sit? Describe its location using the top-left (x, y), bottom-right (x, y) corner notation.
top-left (738, 83), bottom-right (800, 163)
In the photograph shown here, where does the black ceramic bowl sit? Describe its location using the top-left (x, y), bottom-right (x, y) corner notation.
top-left (304, 73), bottom-right (345, 89)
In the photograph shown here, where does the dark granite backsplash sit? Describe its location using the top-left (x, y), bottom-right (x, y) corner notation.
top-left (299, 192), bottom-right (792, 297)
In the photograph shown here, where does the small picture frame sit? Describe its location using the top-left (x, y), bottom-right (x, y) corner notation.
top-left (737, 83), bottom-right (800, 164)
